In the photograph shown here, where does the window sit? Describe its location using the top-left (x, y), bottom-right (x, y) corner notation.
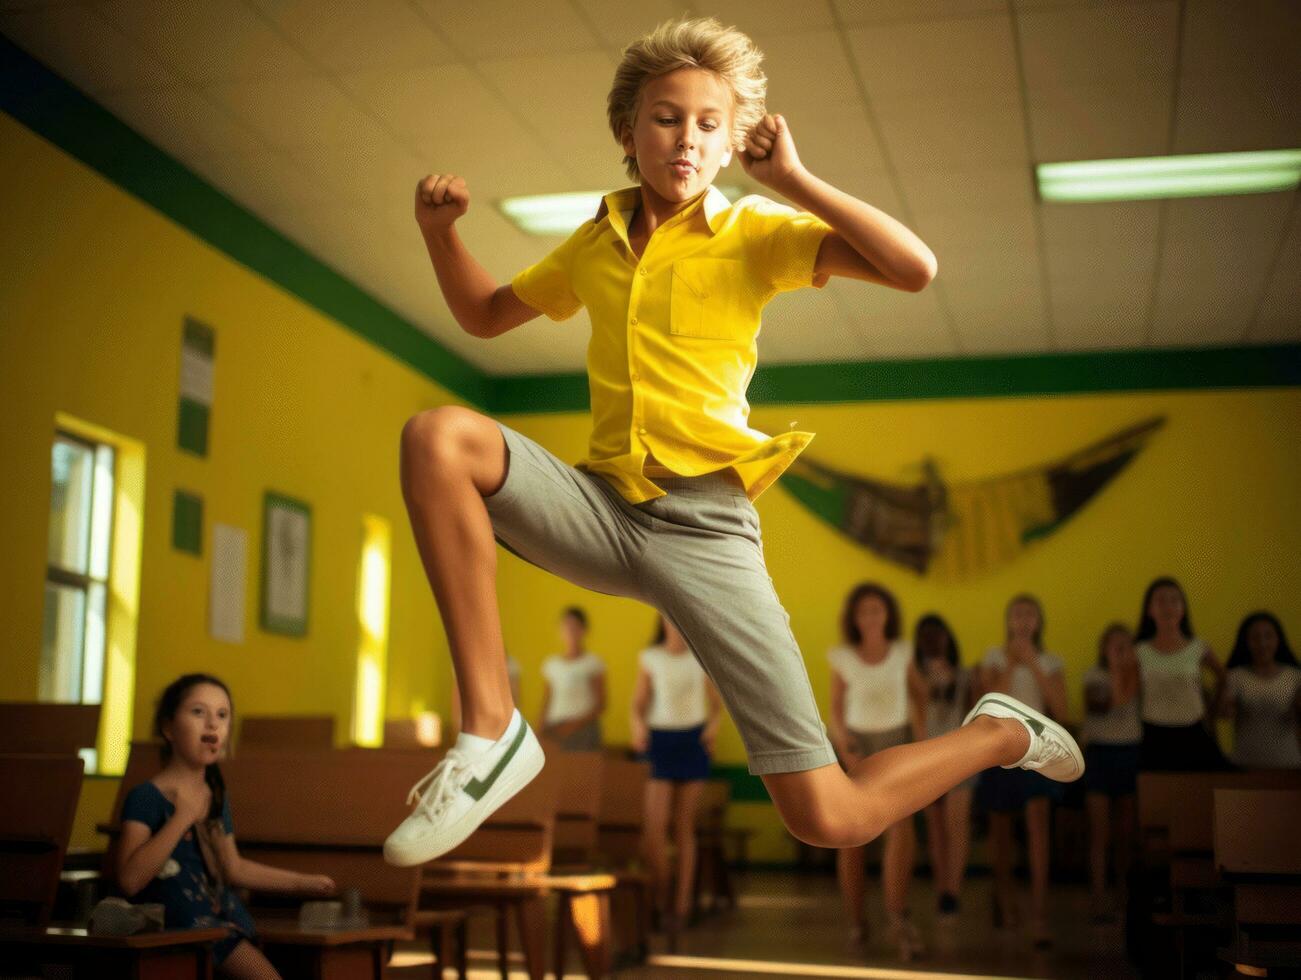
top-left (41, 433), bottom-right (116, 721)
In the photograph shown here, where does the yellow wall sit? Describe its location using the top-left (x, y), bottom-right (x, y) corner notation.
top-left (5, 109), bottom-right (1299, 861)
top-left (0, 113), bottom-right (460, 845)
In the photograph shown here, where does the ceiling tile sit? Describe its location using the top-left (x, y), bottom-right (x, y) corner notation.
top-left (0, 3), bottom-right (178, 93)
top-left (1016, 1), bottom-right (1178, 89)
top-left (96, 0), bottom-right (315, 84)
top-left (204, 73), bottom-right (392, 150)
top-left (845, 13), bottom-right (1019, 100)
top-left (1247, 203), bottom-right (1301, 343)
top-left (1148, 192), bottom-right (1295, 345)
top-left (1028, 82), bottom-right (1172, 161)
top-left (1173, 71), bottom-right (1301, 154)
top-left (248, 0), bottom-right (457, 73)
top-left (1044, 241), bottom-right (1156, 349)
top-left (873, 87), bottom-right (1029, 170)
top-left (410, 0), bottom-right (599, 60)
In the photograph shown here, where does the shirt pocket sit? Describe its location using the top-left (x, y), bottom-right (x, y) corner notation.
top-left (669, 258), bottom-right (750, 343)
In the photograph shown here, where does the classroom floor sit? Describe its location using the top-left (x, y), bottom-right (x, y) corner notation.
top-left (389, 870), bottom-right (1140, 979)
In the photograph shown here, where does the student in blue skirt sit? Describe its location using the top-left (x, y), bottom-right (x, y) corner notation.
top-left (631, 612), bottom-right (722, 936)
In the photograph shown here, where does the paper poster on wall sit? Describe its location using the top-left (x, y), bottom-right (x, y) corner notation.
top-left (260, 492), bottom-right (311, 637)
top-left (209, 523), bottom-right (246, 644)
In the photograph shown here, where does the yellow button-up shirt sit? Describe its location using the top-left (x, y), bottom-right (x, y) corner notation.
top-left (509, 183), bottom-right (833, 504)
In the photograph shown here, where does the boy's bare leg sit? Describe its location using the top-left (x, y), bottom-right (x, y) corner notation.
top-left (761, 716), bottom-right (1027, 848)
top-left (399, 406), bottom-right (514, 739)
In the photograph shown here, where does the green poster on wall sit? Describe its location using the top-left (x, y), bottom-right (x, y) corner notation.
top-left (177, 317), bottom-right (214, 456)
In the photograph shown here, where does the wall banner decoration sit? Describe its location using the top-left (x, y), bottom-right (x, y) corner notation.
top-left (779, 416), bottom-right (1166, 580)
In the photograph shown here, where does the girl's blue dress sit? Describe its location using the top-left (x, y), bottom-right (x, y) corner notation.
top-left (120, 781), bottom-right (258, 965)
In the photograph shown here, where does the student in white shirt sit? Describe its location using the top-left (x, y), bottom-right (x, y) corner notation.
top-left (829, 583), bottom-right (928, 962)
top-left (539, 606), bottom-right (606, 750)
top-left (974, 593), bottom-right (1068, 949)
top-left (631, 612), bottom-right (722, 939)
top-left (1081, 623), bottom-right (1142, 922)
top-left (1133, 577), bottom-right (1229, 771)
top-left (1218, 611), bottom-right (1301, 769)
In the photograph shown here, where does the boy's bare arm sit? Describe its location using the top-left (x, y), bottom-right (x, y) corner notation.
top-left (415, 173), bottom-right (542, 338)
top-left (738, 114), bottom-right (938, 292)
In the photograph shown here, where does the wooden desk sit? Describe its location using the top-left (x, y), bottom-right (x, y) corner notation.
top-left (0, 925), bottom-right (226, 979)
top-left (255, 919), bottom-right (411, 980)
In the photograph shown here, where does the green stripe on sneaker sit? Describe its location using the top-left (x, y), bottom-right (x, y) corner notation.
top-left (982, 695), bottom-right (1046, 737)
top-left (463, 720), bottom-right (528, 802)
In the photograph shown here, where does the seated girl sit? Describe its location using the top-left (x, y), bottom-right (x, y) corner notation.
top-left (116, 673), bottom-right (336, 980)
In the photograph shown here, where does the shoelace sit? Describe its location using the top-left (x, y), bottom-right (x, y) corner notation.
top-left (1028, 733), bottom-right (1073, 770)
top-left (405, 750), bottom-right (473, 822)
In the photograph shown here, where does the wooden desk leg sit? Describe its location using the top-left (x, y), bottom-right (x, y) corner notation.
top-left (554, 893), bottom-right (569, 979)
top-left (567, 892), bottom-right (611, 979)
top-left (515, 897), bottom-right (547, 980)
top-left (496, 900), bottom-right (510, 980)
top-left (456, 916), bottom-right (468, 980)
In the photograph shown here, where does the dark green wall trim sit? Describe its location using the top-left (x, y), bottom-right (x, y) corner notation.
top-left (489, 343), bottom-right (1301, 414)
top-left (5, 35), bottom-right (1298, 415)
top-left (0, 34), bottom-right (488, 408)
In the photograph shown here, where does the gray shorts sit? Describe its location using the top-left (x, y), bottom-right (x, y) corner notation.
top-left (483, 421), bottom-right (836, 776)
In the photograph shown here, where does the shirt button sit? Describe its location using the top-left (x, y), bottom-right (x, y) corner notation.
top-left (631, 372), bottom-right (641, 382)
top-left (638, 426), bottom-right (647, 436)
top-left (630, 316), bottom-right (638, 325)
top-left (639, 267), bottom-right (648, 276)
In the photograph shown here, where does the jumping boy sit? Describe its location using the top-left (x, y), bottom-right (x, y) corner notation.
top-left (384, 16), bottom-right (1082, 868)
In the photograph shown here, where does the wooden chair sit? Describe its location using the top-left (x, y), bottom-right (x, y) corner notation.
top-left (595, 758), bottom-right (652, 964)
top-left (549, 749), bottom-right (605, 867)
top-left (1135, 770), bottom-right (1301, 977)
top-left (0, 702), bottom-right (100, 755)
top-left (1214, 788), bottom-right (1301, 977)
top-left (420, 760), bottom-right (560, 980)
top-left (0, 754), bottom-right (84, 928)
top-left (237, 715), bottom-right (334, 750)
top-left (691, 779), bottom-right (737, 916)
top-left (383, 716), bottom-right (441, 749)
top-left (220, 747), bottom-right (469, 978)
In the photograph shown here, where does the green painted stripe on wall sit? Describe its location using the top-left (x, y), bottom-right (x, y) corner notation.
top-left (0, 34), bottom-right (487, 409)
top-left (490, 343), bottom-right (1301, 414)
top-left (4, 35), bottom-right (1298, 413)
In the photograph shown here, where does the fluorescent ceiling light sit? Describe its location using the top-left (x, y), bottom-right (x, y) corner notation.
top-left (499, 185), bottom-right (746, 235)
top-left (1037, 149), bottom-right (1301, 203)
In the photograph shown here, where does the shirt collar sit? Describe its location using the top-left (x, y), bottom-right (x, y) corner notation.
top-left (597, 184), bottom-right (732, 251)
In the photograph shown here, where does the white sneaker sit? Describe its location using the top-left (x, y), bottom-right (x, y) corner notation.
top-left (383, 718), bottom-right (545, 867)
top-left (962, 692), bottom-right (1084, 782)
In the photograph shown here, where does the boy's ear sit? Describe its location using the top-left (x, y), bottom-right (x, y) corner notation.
top-left (721, 147), bottom-right (733, 167)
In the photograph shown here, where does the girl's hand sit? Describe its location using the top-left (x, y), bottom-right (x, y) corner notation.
top-left (415, 173), bottom-right (470, 237)
top-left (173, 782), bottom-right (212, 827)
top-left (737, 113), bottom-right (806, 194)
top-left (700, 723), bottom-right (718, 754)
top-left (300, 874), bottom-right (336, 897)
top-left (630, 723), bottom-right (649, 755)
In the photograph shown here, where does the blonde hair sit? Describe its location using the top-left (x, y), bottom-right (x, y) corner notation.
top-left (607, 15), bottom-right (767, 182)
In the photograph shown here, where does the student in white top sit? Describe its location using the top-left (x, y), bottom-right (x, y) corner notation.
top-left (828, 583), bottom-right (927, 962)
top-left (539, 606), bottom-right (606, 751)
top-left (1218, 611), bottom-right (1301, 769)
top-left (914, 613), bottom-right (975, 919)
top-left (974, 593), bottom-right (1068, 949)
top-left (631, 612), bottom-right (722, 939)
top-left (1133, 577), bottom-right (1229, 771)
top-left (1081, 623), bottom-right (1142, 922)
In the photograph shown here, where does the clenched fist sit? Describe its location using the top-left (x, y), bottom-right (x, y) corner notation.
top-left (415, 173), bottom-right (469, 236)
